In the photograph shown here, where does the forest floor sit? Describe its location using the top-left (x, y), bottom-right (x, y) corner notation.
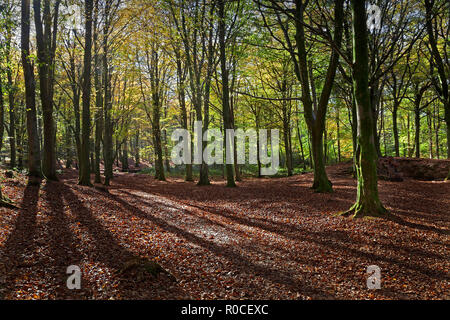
top-left (0, 163), bottom-right (448, 300)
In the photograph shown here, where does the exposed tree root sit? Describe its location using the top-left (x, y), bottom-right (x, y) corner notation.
top-left (338, 202), bottom-right (389, 219)
top-left (311, 180), bottom-right (333, 193)
top-left (0, 199), bottom-right (17, 209)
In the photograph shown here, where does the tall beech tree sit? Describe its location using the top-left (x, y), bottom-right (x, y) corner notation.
top-left (342, 0), bottom-right (387, 218)
top-left (102, 0), bottom-right (115, 186)
top-left (0, 68), bottom-right (4, 155)
top-left (169, 0), bottom-right (217, 186)
top-left (387, 60), bottom-right (414, 157)
top-left (174, 43), bottom-right (193, 181)
top-left (93, 0), bottom-right (103, 184)
top-left (33, 0), bottom-right (61, 180)
top-left (147, 47), bottom-right (166, 181)
top-left (218, 0), bottom-right (236, 187)
top-left (3, 2), bottom-right (18, 168)
top-left (21, 0), bottom-right (42, 177)
top-left (79, 0), bottom-right (94, 185)
top-left (424, 0), bottom-right (450, 158)
top-left (259, 0), bottom-right (344, 192)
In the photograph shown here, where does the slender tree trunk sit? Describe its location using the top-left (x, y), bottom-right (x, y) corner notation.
top-left (163, 106), bottom-right (170, 173)
top-left (122, 137), bottom-right (129, 171)
top-left (69, 51), bottom-right (81, 171)
top-left (219, 0), bottom-right (236, 187)
top-left (370, 80), bottom-right (382, 158)
top-left (336, 105), bottom-right (341, 162)
top-left (283, 114), bottom-right (292, 176)
top-left (296, 117), bottom-right (306, 170)
top-left (323, 123), bottom-right (328, 165)
top-left (174, 48), bottom-right (192, 181)
top-left (407, 112), bottom-right (412, 157)
top-left (6, 55), bottom-right (16, 168)
top-left (93, 0), bottom-right (103, 184)
top-left (434, 102), bottom-right (440, 159)
top-left (198, 7), bottom-right (215, 186)
top-left (427, 107), bottom-right (433, 158)
top-left (17, 113), bottom-right (24, 170)
top-left (79, 0), bottom-right (93, 186)
top-left (393, 102), bottom-right (400, 157)
top-left (0, 77), bottom-right (4, 155)
top-left (65, 113), bottom-right (72, 168)
top-left (149, 49), bottom-right (165, 181)
top-left (135, 129), bottom-right (140, 166)
top-left (103, 2), bottom-right (113, 186)
top-left (415, 102), bottom-right (421, 158)
top-left (8, 95), bottom-right (16, 168)
top-left (424, 0), bottom-right (450, 158)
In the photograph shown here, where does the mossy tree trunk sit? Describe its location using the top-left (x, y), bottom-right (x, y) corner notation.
top-left (342, 0), bottom-right (387, 218)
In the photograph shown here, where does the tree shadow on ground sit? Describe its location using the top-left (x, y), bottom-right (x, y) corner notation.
top-left (1, 180), bottom-right (40, 299)
top-left (56, 182), bottom-right (182, 299)
top-left (41, 181), bottom-right (85, 298)
top-left (106, 191), bottom-right (335, 299)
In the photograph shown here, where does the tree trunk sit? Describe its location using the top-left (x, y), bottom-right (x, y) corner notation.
top-left (219, 0), bottom-right (236, 187)
top-left (135, 129), bottom-right (140, 166)
top-left (392, 102), bottom-right (400, 157)
top-left (21, 0), bottom-right (42, 177)
top-left (33, 0), bottom-right (59, 180)
top-left (283, 116), bottom-right (293, 176)
top-left (414, 102), bottom-right (421, 158)
top-left (424, 0), bottom-right (449, 158)
top-left (163, 106), bottom-right (170, 173)
top-left (311, 128), bottom-right (331, 192)
top-left (149, 49), bottom-right (165, 181)
top-left (198, 7), bottom-right (215, 187)
top-left (296, 117), bottom-right (306, 170)
top-left (342, 0), bottom-right (387, 218)
top-left (174, 48), bottom-right (192, 181)
top-left (0, 77), bottom-right (4, 155)
top-left (79, 0), bottom-right (93, 186)
top-left (6, 51), bottom-right (16, 168)
top-left (336, 105), bottom-right (341, 162)
top-left (122, 137), bottom-right (129, 172)
top-left (291, 0), bottom-right (343, 192)
top-left (93, 0), bottom-right (103, 184)
top-left (103, 1), bottom-right (113, 186)
top-left (434, 102), bottom-right (440, 159)
top-left (427, 107), bottom-right (433, 158)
